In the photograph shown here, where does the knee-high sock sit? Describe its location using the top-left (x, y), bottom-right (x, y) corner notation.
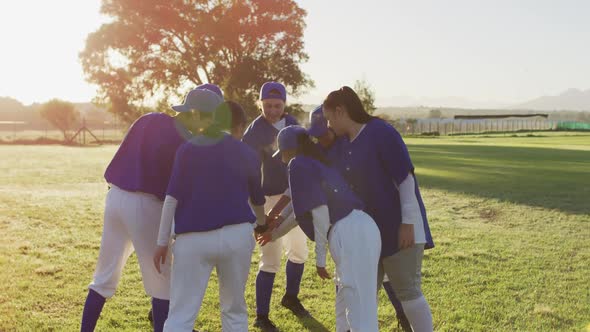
top-left (285, 260), bottom-right (304, 297)
top-left (81, 289), bottom-right (106, 332)
top-left (400, 295), bottom-right (433, 332)
top-left (151, 297), bottom-right (169, 332)
top-left (256, 271), bottom-right (276, 316)
top-left (383, 281), bottom-right (406, 317)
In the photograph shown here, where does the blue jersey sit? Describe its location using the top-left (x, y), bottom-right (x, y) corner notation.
top-left (242, 114), bottom-right (299, 196)
top-left (104, 113), bottom-right (188, 200)
top-left (288, 156), bottom-right (364, 241)
top-left (335, 118), bottom-right (433, 257)
top-left (166, 135), bottom-right (265, 234)
top-left (317, 135), bottom-right (345, 166)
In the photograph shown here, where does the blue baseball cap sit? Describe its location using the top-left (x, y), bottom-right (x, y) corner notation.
top-left (196, 83), bottom-right (223, 98)
top-left (307, 105), bottom-right (328, 138)
top-left (272, 125), bottom-right (307, 158)
top-left (260, 82), bottom-right (287, 102)
top-left (172, 88), bottom-right (223, 113)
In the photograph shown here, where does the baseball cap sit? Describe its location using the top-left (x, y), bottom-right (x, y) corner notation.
top-left (272, 125), bottom-right (308, 158)
top-left (260, 82), bottom-right (287, 102)
top-left (307, 105), bottom-right (328, 138)
top-left (196, 83), bottom-right (223, 98)
top-left (172, 88), bottom-right (223, 113)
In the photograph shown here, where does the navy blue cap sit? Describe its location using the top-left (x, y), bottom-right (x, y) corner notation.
top-left (196, 83), bottom-right (223, 98)
top-left (307, 105), bottom-right (328, 138)
top-left (260, 82), bottom-right (287, 102)
top-left (172, 88), bottom-right (223, 113)
top-left (272, 125), bottom-right (307, 158)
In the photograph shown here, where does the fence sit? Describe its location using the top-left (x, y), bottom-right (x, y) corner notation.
top-left (0, 122), bottom-right (126, 144)
top-left (393, 118), bottom-right (569, 136)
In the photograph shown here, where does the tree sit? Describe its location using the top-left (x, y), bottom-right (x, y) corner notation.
top-left (80, 0), bottom-right (313, 123)
top-left (428, 109), bottom-right (442, 118)
top-left (406, 118), bottom-right (418, 135)
top-left (354, 79), bottom-right (377, 115)
top-left (39, 99), bottom-right (80, 140)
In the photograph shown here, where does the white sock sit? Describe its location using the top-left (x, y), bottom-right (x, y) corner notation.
top-left (401, 295), bottom-right (433, 332)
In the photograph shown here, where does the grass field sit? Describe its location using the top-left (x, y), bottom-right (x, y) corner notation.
top-left (0, 133), bottom-right (588, 331)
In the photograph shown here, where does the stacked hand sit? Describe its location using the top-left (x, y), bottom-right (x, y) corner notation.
top-left (255, 214), bottom-right (284, 246)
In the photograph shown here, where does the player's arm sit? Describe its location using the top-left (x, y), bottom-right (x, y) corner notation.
top-left (398, 174), bottom-right (422, 249)
top-left (153, 194), bottom-right (177, 273)
top-left (265, 188), bottom-right (293, 229)
top-left (311, 205), bottom-right (331, 280)
top-left (267, 190), bottom-right (292, 217)
top-left (248, 152), bottom-right (267, 234)
top-left (271, 216), bottom-right (298, 241)
top-left (256, 214), bottom-right (299, 246)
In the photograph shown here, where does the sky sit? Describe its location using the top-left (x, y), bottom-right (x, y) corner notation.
top-left (1, 0), bottom-right (589, 107)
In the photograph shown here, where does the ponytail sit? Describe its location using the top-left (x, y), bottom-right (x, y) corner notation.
top-left (323, 86), bottom-right (374, 124)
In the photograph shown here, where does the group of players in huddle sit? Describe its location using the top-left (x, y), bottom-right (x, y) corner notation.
top-left (80, 81), bottom-right (435, 332)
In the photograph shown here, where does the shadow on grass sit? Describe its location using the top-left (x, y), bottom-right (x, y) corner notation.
top-left (409, 144), bottom-right (590, 215)
top-left (294, 315), bottom-right (330, 332)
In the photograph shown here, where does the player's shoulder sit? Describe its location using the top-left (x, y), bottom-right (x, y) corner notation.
top-left (284, 114), bottom-right (299, 125)
top-left (133, 112), bottom-right (174, 130)
top-left (367, 117), bottom-right (402, 141)
top-left (244, 115), bottom-right (265, 133)
top-left (288, 155), bottom-right (318, 174)
top-left (367, 117), bottom-right (395, 132)
top-left (140, 112), bottom-right (172, 122)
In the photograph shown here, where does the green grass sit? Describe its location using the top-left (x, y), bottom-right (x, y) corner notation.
top-left (0, 134), bottom-right (589, 331)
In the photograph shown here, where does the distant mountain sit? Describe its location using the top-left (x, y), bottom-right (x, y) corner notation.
top-left (513, 88), bottom-right (590, 111)
top-left (379, 95), bottom-right (509, 110)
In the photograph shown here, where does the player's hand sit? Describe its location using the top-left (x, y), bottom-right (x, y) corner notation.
top-left (316, 266), bottom-right (331, 280)
top-left (254, 224), bottom-right (269, 235)
top-left (398, 224), bottom-right (415, 250)
top-left (153, 245), bottom-right (168, 274)
top-left (256, 231), bottom-right (273, 246)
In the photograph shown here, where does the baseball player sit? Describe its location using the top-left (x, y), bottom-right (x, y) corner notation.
top-left (258, 125), bottom-right (381, 332)
top-left (242, 82), bottom-right (310, 331)
top-left (80, 87), bottom-right (223, 332)
top-left (308, 104), bottom-right (434, 331)
top-left (153, 100), bottom-right (265, 331)
top-left (322, 86), bottom-right (435, 332)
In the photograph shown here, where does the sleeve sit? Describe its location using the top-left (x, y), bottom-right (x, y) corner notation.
top-left (157, 195), bottom-right (177, 246)
top-left (311, 205), bottom-right (330, 268)
top-left (288, 159), bottom-right (328, 219)
top-left (278, 187), bottom-right (294, 218)
top-left (399, 174), bottom-right (422, 226)
top-left (250, 201), bottom-right (266, 226)
top-left (166, 148), bottom-right (186, 199)
top-left (268, 194), bottom-right (292, 217)
top-left (279, 201), bottom-right (294, 219)
top-left (248, 152), bottom-right (266, 206)
top-left (376, 123), bottom-right (414, 186)
top-left (271, 215), bottom-right (299, 241)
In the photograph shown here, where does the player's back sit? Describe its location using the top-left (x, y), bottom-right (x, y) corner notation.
top-left (104, 113), bottom-right (187, 200)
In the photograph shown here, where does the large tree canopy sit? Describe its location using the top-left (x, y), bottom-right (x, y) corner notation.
top-left (81, 0), bottom-right (313, 123)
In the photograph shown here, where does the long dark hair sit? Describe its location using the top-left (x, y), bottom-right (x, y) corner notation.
top-left (295, 132), bottom-right (329, 165)
top-left (226, 100), bottom-right (247, 130)
top-left (323, 86), bottom-right (374, 124)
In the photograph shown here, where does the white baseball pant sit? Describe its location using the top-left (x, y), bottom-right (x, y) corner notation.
top-left (164, 222), bottom-right (255, 332)
top-left (258, 194), bottom-right (309, 273)
top-left (330, 210), bottom-right (381, 332)
top-left (89, 186), bottom-right (171, 300)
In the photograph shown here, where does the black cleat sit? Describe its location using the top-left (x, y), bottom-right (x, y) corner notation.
top-left (254, 315), bottom-right (279, 332)
top-left (280, 295), bottom-right (311, 318)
